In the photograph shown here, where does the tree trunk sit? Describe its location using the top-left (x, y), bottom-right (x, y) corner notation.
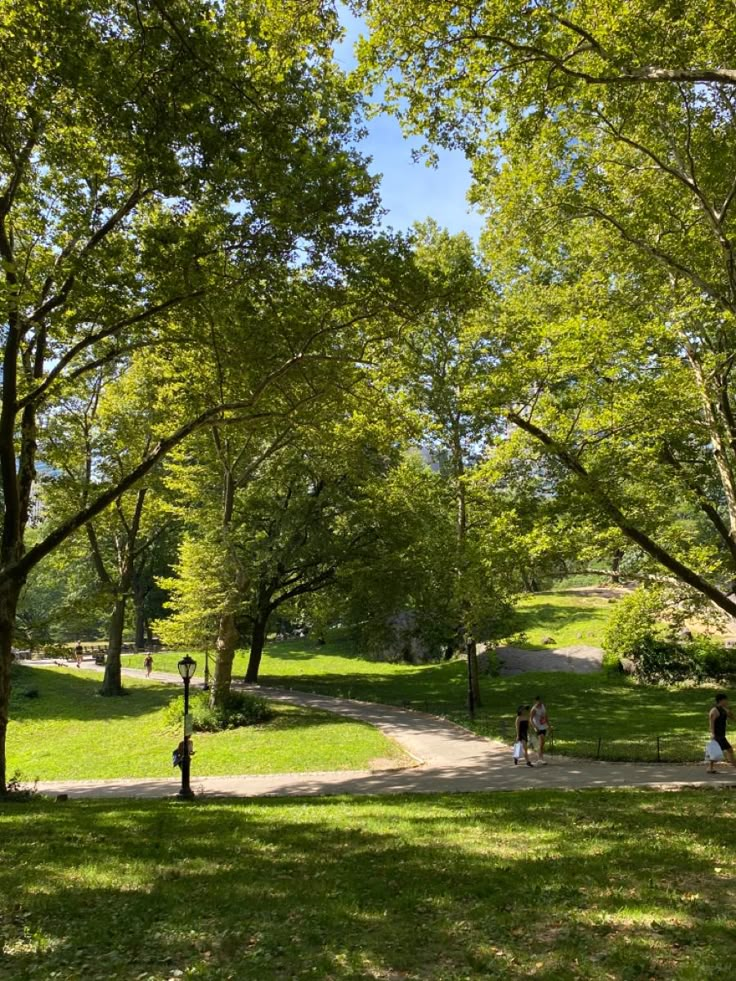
top-left (611, 548), bottom-right (624, 583)
top-left (245, 612), bottom-right (269, 683)
top-left (211, 612), bottom-right (238, 708)
top-left (100, 595), bottom-right (126, 696)
top-left (0, 580), bottom-right (22, 794)
top-left (134, 601), bottom-right (146, 651)
top-left (466, 634), bottom-right (482, 708)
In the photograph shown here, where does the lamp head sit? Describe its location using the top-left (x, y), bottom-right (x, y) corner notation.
top-left (177, 654), bottom-right (197, 680)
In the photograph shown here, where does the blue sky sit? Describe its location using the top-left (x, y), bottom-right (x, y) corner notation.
top-left (334, 8), bottom-right (484, 240)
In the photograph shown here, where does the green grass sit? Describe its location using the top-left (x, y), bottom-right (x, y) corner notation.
top-left (1, 790), bottom-right (735, 979)
top-left (150, 640), bottom-right (718, 762)
top-left (504, 589), bottom-right (616, 649)
top-left (7, 665), bottom-right (409, 782)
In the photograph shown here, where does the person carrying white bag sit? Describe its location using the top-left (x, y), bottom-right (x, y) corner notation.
top-left (706, 693), bottom-right (736, 774)
top-left (513, 705), bottom-right (534, 767)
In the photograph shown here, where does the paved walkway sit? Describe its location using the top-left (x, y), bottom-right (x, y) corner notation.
top-left (26, 663), bottom-right (736, 799)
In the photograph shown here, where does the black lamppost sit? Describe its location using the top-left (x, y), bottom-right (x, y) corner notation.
top-left (177, 654), bottom-right (197, 799)
top-left (203, 647), bottom-right (210, 692)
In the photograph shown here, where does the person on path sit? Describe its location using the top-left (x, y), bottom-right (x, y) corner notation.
top-left (173, 736), bottom-right (195, 768)
top-left (144, 653), bottom-right (153, 678)
top-left (530, 694), bottom-right (551, 765)
top-left (74, 641), bottom-right (83, 667)
top-left (514, 705), bottom-right (534, 767)
top-left (708, 693), bottom-right (736, 773)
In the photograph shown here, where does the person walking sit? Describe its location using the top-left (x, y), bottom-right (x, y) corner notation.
top-left (530, 694), bottom-right (552, 765)
top-left (513, 705), bottom-right (534, 767)
top-left (74, 641), bottom-right (83, 667)
top-left (707, 693), bottom-right (736, 773)
top-left (143, 653), bottom-right (153, 678)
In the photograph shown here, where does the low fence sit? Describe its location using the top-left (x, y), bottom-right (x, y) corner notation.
top-left (390, 699), bottom-right (704, 764)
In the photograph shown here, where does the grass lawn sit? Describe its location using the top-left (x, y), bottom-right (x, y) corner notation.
top-left (6, 665), bottom-right (410, 782)
top-left (504, 589), bottom-right (616, 649)
top-left (1, 790), bottom-right (735, 979)
top-left (145, 640), bottom-right (717, 762)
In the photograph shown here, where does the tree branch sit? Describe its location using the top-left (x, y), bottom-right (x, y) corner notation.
top-left (508, 410), bottom-right (736, 618)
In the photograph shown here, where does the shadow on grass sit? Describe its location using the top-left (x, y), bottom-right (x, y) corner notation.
top-left (9, 664), bottom-right (176, 722)
top-left (507, 601), bottom-right (609, 641)
top-left (260, 666), bottom-right (716, 762)
top-left (0, 791), bottom-right (733, 979)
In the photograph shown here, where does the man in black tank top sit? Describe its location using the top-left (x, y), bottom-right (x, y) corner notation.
top-left (708, 693), bottom-right (735, 773)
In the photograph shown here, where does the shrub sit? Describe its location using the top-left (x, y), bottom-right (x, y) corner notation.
top-left (686, 636), bottom-right (736, 680)
top-left (633, 637), bottom-right (702, 684)
top-left (164, 690), bottom-right (274, 733)
top-left (603, 586), bottom-right (668, 667)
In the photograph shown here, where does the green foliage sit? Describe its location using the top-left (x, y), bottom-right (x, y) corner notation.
top-left (628, 637), bottom-right (701, 685)
top-left (602, 587), bottom-right (669, 667)
top-left (601, 587), bottom-right (736, 682)
top-left (688, 635), bottom-right (736, 680)
top-left (353, 0), bottom-right (736, 623)
top-left (163, 690), bottom-right (274, 733)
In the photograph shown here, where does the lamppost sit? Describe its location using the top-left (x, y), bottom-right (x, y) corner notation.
top-left (203, 647), bottom-right (210, 692)
top-left (177, 654), bottom-right (197, 799)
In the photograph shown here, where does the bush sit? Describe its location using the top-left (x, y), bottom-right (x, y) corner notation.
top-left (603, 586), bottom-right (668, 668)
top-left (686, 636), bottom-right (736, 680)
top-left (164, 690), bottom-right (274, 733)
top-left (633, 637), bottom-right (702, 684)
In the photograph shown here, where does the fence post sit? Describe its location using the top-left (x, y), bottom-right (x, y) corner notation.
top-left (596, 736), bottom-right (602, 760)
top-left (656, 736), bottom-right (661, 763)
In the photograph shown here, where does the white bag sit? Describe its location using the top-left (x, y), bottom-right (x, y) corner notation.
top-left (705, 739), bottom-right (724, 762)
top-left (513, 740), bottom-right (525, 760)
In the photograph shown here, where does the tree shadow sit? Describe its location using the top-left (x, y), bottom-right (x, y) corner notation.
top-left (1, 790), bottom-right (733, 979)
top-left (507, 601), bottom-right (608, 645)
top-left (9, 664), bottom-right (175, 722)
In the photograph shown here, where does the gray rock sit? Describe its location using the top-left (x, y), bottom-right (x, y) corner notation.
top-left (618, 657), bottom-right (637, 675)
top-left (540, 636), bottom-right (556, 645)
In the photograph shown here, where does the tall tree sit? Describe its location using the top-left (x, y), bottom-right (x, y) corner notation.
top-left (354, 0), bottom-right (736, 618)
top-left (0, 0), bottom-right (380, 790)
top-left (390, 224), bottom-right (493, 708)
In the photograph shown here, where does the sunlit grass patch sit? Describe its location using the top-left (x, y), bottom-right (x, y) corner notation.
top-left (7, 665), bottom-right (410, 781)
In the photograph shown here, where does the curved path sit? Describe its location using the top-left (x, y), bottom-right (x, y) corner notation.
top-left (26, 663), bottom-right (736, 799)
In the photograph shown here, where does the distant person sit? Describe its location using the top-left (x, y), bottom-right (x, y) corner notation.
top-left (173, 736), bottom-right (195, 768)
top-left (144, 653), bottom-right (153, 678)
top-left (530, 694), bottom-right (551, 765)
top-left (74, 641), bottom-right (83, 667)
top-left (514, 705), bottom-right (534, 767)
top-left (707, 693), bottom-right (736, 774)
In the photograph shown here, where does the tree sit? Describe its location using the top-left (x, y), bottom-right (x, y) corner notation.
top-left (381, 222), bottom-right (516, 710)
top-left (40, 360), bottom-right (180, 692)
top-left (354, 0), bottom-right (736, 619)
top-left (0, 0), bottom-right (381, 790)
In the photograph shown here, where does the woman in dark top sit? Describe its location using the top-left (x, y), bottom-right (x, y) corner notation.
top-left (514, 705), bottom-right (534, 767)
top-left (708, 693), bottom-right (736, 773)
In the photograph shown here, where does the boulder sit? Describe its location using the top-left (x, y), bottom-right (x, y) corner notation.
top-left (618, 657), bottom-right (637, 675)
